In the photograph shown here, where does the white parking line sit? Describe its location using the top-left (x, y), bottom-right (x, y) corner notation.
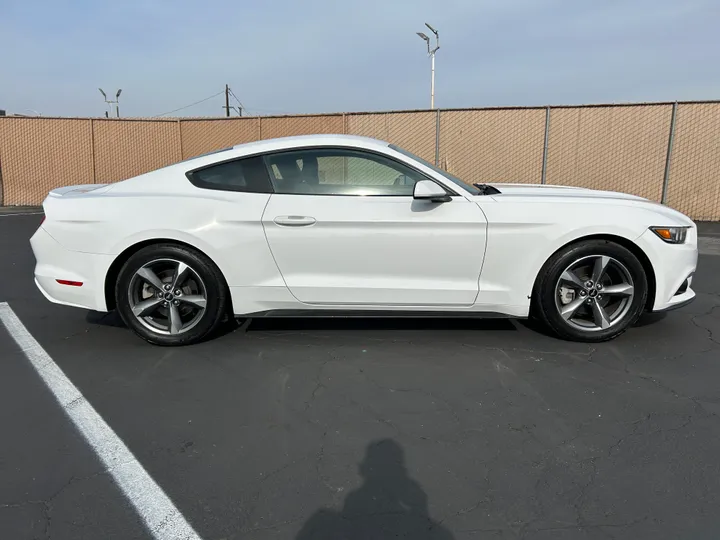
top-left (0, 302), bottom-right (202, 540)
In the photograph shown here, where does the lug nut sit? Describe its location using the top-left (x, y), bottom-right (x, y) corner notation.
top-left (598, 295), bottom-right (603, 300)
top-left (580, 290), bottom-right (587, 297)
top-left (163, 301), bottom-right (169, 307)
top-left (174, 290), bottom-right (182, 296)
top-left (585, 281), bottom-right (593, 288)
top-left (173, 300), bottom-right (180, 306)
top-left (586, 299), bottom-right (593, 304)
top-left (164, 284), bottom-right (171, 291)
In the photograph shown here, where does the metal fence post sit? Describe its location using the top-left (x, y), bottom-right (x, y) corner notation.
top-left (0, 154), bottom-right (4, 206)
top-left (540, 106), bottom-right (551, 184)
top-left (176, 119), bottom-right (184, 160)
top-left (90, 118), bottom-right (97, 184)
top-left (661, 102), bottom-right (678, 204)
top-left (435, 109), bottom-right (441, 166)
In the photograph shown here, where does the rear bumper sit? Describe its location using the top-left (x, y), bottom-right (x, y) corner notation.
top-left (30, 227), bottom-right (113, 311)
top-left (635, 228), bottom-right (698, 312)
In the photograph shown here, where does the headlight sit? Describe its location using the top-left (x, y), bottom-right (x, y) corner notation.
top-left (650, 226), bottom-right (689, 244)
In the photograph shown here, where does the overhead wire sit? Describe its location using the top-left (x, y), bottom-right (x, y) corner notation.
top-left (153, 91), bottom-right (225, 117)
top-left (227, 88), bottom-right (293, 116)
top-left (227, 88), bottom-right (246, 115)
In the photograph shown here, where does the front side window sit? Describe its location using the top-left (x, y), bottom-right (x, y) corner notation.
top-left (187, 156), bottom-right (273, 193)
top-left (263, 148), bottom-right (438, 196)
top-left (389, 144), bottom-right (481, 195)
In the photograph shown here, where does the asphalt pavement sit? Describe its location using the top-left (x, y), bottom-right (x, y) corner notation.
top-left (2, 213), bottom-right (720, 540)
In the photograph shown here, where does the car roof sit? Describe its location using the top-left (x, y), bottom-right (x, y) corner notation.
top-left (153, 134), bottom-right (394, 178)
top-left (231, 134), bottom-right (390, 154)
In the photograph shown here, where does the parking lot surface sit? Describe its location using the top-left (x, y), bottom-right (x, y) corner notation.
top-left (2, 213), bottom-right (720, 540)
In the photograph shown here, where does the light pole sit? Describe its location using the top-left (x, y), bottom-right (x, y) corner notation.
top-left (417, 23), bottom-right (440, 109)
top-left (99, 88), bottom-right (122, 117)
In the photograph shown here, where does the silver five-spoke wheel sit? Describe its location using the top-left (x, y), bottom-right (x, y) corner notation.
top-left (128, 258), bottom-right (208, 335)
top-left (554, 255), bottom-right (635, 332)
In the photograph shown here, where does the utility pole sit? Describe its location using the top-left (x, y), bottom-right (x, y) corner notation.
top-left (222, 84), bottom-right (243, 116)
top-left (416, 23), bottom-right (440, 109)
top-left (98, 88), bottom-right (122, 117)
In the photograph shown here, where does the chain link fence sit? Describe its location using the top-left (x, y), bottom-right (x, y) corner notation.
top-left (1, 101), bottom-right (719, 219)
top-left (664, 103), bottom-right (720, 221)
top-left (545, 104), bottom-right (673, 201)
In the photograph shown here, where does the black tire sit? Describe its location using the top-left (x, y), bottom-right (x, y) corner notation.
top-left (115, 243), bottom-right (229, 346)
top-left (532, 239), bottom-right (648, 342)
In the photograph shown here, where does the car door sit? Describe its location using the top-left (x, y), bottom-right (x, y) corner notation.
top-left (260, 147), bottom-right (488, 306)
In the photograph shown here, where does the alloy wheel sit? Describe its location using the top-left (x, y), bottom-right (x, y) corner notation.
top-left (127, 258), bottom-right (208, 335)
top-left (554, 255), bottom-right (635, 332)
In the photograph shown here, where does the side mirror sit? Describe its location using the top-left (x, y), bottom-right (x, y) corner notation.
top-left (413, 180), bottom-right (451, 203)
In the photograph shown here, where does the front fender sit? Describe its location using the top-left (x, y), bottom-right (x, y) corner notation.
top-left (475, 200), bottom-right (657, 310)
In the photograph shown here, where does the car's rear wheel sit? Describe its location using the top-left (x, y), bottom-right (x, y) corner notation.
top-left (115, 244), bottom-right (228, 346)
top-left (533, 240), bottom-right (648, 342)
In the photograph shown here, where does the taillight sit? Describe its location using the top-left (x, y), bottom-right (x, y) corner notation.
top-left (40, 215), bottom-right (46, 225)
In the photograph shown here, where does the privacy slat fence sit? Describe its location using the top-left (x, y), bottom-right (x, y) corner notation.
top-left (1, 101), bottom-right (719, 220)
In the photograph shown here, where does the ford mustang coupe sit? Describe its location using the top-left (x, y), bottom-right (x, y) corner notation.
top-left (31, 135), bottom-right (698, 345)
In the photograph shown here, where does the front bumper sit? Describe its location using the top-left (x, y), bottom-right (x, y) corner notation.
top-left (653, 294), bottom-right (695, 312)
top-left (635, 228), bottom-right (698, 312)
top-left (30, 226), bottom-right (113, 311)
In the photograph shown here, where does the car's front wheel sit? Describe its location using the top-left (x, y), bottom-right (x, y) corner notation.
top-left (115, 244), bottom-right (229, 346)
top-left (533, 239), bottom-right (648, 342)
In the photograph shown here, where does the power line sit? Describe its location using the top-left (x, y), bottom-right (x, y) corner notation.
top-left (228, 88), bottom-right (246, 116)
top-left (227, 88), bottom-right (293, 116)
top-left (240, 104), bottom-right (294, 115)
top-left (154, 91), bottom-right (224, 117)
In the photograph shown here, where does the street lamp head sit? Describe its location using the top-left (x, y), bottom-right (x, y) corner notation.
top-left (116, 89), bottom-right (122, 99)
top-left (417, 32), bottom-right (429, 41)
top-left (98, 88), bottom-right (107, 99)
top-left (425, 22), bottom-right (438, 35)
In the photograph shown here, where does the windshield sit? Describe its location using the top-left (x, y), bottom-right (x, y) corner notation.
top-left (388, 144), bottom-right (481, 195)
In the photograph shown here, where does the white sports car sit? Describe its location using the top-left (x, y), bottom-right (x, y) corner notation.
top-left (31, 135), bottom-right (697, 345)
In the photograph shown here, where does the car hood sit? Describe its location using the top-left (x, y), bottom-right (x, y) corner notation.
top-left (483, 183), bottom-right (694, 225)
top-left (487, 183), bottom-right (648, 201)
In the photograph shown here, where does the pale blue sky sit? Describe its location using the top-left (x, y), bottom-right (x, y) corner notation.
top-left (1, 0), bottom-right (718, 117)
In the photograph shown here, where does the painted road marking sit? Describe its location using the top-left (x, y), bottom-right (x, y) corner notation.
top-left (0, 302), bottom-right (202, 540)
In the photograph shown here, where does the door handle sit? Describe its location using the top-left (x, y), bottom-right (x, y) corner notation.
top-left (273, 215), bottom-right (316, 227)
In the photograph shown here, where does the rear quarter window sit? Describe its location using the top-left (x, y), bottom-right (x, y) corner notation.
top-left (187, 156), bottom-right (273, 193)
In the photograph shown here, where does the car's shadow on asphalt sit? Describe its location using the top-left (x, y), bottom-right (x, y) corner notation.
top-left (85, 310), bottom-right (126, 328)
top-left (85, 310), bottom-right (518, 334)
top-left (244, 317), bottom-right (517, 332)
top-left (86, 310), bottom-right (665, 339)
top-left (85, 310), bottom-right (245, 341)
top-left (516, 311), bottom-right (668, 338)
top-left (634, 311), bottom-right (668, 327)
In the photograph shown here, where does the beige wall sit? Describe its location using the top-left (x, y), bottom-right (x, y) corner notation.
top-left (1, 102), bottom-right (719, 219)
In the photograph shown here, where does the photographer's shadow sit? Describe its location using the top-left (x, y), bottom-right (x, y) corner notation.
top-left (297, 439), bottom-right (454, 540)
